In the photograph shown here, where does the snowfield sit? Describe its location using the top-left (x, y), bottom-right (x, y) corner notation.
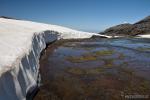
top-left (0, 18), bottom-right (104, 100)
top-left (137, 34), bottom-right (150, 38)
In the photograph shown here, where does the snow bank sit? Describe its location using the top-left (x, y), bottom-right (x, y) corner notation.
top-left (0, 18), bottom-right (101, 100)
top-left (137, 34), bottom-right (150, 38)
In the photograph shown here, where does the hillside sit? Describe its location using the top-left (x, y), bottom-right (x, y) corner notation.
top-left (99, 16), bottom-right (150, 36)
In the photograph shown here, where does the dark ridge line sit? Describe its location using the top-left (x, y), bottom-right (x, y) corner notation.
top-left (0, 16), bottom-right (19, 20)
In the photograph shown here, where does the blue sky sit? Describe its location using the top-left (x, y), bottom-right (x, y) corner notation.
top-left (0, 0), bottom-right (150, 32)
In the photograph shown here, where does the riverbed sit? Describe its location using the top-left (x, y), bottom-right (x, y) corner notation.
top-left (34, 38), bottom-right (150, 100)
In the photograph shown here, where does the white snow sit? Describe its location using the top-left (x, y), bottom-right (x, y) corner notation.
top-left (0, 18), bottom-right (106, 100)
top-left (137, 34), bottom-right (150, 38)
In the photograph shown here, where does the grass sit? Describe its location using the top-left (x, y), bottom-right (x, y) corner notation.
top-left (118, 53), bottom-right (125, 59)
top-left (102, 59), bottom-right (115, 68)
top-left (66, 49), bottom-right (115, 63)
top-left (121, 68), bottom-right (134, 76)
top-left (139, 80), bottom-right (150, 92)
top-left (85, 67), bottom-right (105, 75)
top-left (94, 50), bottom-right (115, 56)
top-left (67, 67), bottom-right (105, 75)
top-left (137, 47), bottom-right (150, 51)
top-left (67, 67), bottom-right (85, 75)
top-left (123, 79), bottom-right (150, 95)
top-left (66, 54), bottom-right (97, 63)
top-left (82, 47), bottom-right (95, 51)
top-left (117, 66), bottom-right (150, 95)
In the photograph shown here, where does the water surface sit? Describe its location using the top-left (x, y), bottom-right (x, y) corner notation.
top-left (34, 38), bottom-right (150, 100)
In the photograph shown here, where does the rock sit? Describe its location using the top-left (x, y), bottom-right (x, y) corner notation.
top-left (91, 35), bottom-right (108, 39)
top-left (99, 16), bottom-right (150, 36)
top-left (0, 16), bottom-right (17, 20)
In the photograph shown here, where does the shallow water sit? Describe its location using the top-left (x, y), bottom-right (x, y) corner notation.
top-left (34, 38), bottom-right (150, 100)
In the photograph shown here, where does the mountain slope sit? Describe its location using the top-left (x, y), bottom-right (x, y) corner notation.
top-left (99, 16), bottom-right (150, 36)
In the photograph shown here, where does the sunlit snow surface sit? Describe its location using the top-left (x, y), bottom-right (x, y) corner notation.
top-left (0, 18), bottom-right (99, 73)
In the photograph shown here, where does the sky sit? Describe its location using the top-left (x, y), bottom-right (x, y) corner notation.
top-left (0, 0), bottom-right (150, 32)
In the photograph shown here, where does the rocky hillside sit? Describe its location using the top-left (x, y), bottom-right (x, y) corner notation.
top-left (99, 16), bottom-right (150, 36)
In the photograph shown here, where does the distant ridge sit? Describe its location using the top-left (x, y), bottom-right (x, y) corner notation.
top-left (0, 16), bottom-right (19, 20)
top-left (135, 16), bottom-right (150, 24)
top-left (99, 16), bottom-right (150, 36)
